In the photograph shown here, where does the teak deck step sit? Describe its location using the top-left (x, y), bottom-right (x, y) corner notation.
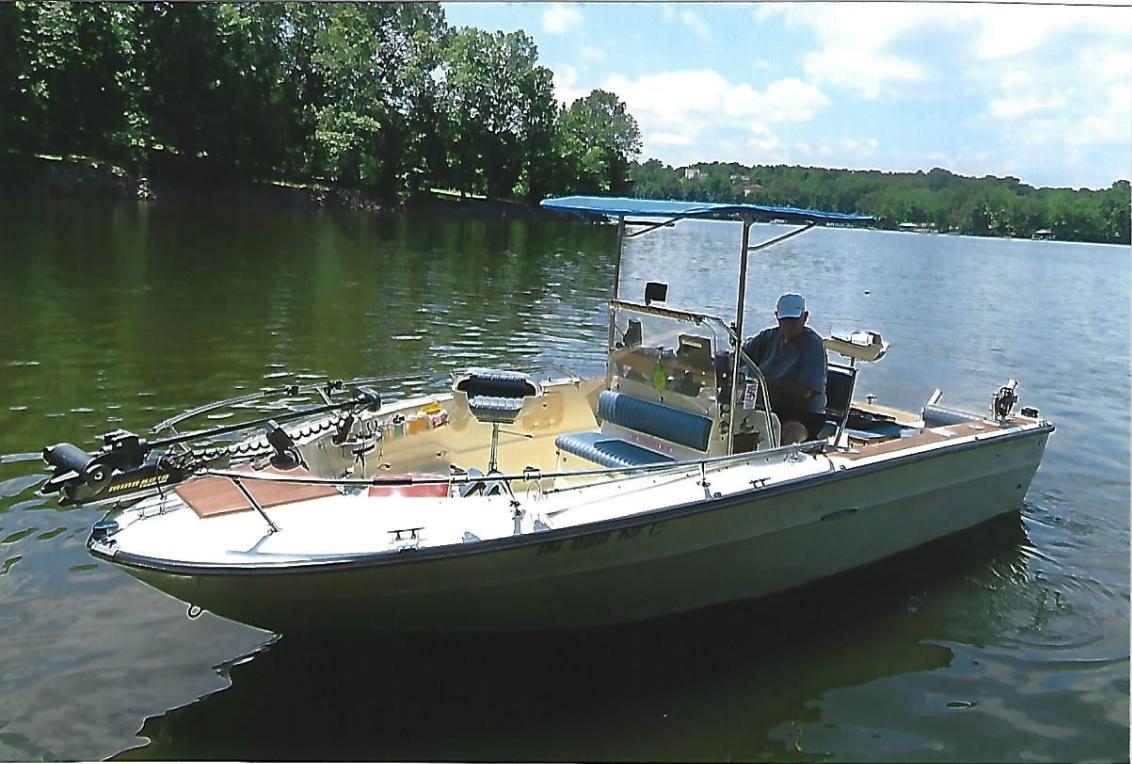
top-left (176, 466), bottom-right (339, 518)
top-left (842, 420), bottom-right (1000, 459)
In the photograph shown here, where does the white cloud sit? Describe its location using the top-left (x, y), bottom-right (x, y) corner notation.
top-left (755, 1), bottom-right (1130, 184)
top-left (987, 93), bottom-right (1069, 119)
top-left (552, 65), bottom-right (585, 106)
top-left (661, 7), bottom-right (712, 40)
top-left (756, 5), bottom-right (935, 98)
top-left (1075, 83), bottom-right (1132, 145)
top-left (678, 10), bottom-right (711, 40)
top-left (968, 4), bottom-right (1122, 60)
top-left (804, 46), bottom-right (923, 99)
top-left (542, 3), bottom-right (583, 35)
top-left (601, 69), bottom-right (833, 169)
top-left (758, 3), bottom-right (1129, 96)
top-left (649, 132), bottom-right (695, 147)
top-left (579, 46), bottom-right (606, 62)
top-left (977, 36), bottom-right (1131, 150)
top-left (602, 70), bottom-right (829, 133)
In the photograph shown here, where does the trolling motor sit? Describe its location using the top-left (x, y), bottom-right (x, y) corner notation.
top-left (41, 383), bottom-right (385, 505)
top-left (992, 379), bottom-right (1019, 422)
top-left (41, 429), bottom-right (183, 506)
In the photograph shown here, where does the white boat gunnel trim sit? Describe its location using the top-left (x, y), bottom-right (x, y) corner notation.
top-left (90, 420), bottom-right (1050, 580)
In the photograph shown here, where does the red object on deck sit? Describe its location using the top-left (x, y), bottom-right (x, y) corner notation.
top-left (368, 479), bottom-right (449, 498)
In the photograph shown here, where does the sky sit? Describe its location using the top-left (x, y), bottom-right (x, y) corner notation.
top-left (442, 1), bottom-right (1132, 190)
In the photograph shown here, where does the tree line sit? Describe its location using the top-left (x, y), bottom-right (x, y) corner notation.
top-left (0, 2), bottom-right (641, 203)
top-left (631, 161), bottom-right (1130, 244)
top-left (1, 2), bottom-right (1126, 243)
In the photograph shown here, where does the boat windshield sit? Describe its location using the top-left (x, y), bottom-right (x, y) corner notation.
top-left (609, 303), bottom-right (730, 410)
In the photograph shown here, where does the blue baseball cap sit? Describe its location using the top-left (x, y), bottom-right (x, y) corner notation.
top-left (776, 293), bottom-right (806, 319)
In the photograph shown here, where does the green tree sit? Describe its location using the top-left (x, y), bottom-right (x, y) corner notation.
top-left (441, 28), bottom-right (550, 199)
top-left (6, 3), bottom-right (144, 165)
top-left (560, 89), bottom-right (641, 193)
top-left (307, 3), bottom-right (447, 195)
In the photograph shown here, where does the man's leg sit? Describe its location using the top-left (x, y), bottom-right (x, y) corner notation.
top-left (781, 419), bottom-right (808, 444)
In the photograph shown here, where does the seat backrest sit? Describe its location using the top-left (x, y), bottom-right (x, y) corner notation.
top-left (825, 363), bottom-right (857, 425)
top-left (453, 369), bottom-right (541, 425)
top-left (598, 390), bottom-right (713, 452)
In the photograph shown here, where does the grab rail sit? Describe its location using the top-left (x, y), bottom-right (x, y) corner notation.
top-left (201, 437), bottom-right (826, 490)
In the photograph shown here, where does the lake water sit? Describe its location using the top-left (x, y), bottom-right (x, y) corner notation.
top-left (0, 198), bottom-right (1127, 761)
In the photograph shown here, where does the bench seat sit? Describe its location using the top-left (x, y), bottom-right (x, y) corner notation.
top-left (554, 432), bottom-right (675, 469)
top-left (598, 390), bottom-right (712, 451)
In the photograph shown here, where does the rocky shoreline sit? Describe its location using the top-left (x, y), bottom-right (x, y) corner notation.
top-left (0, 154), bottom-right (573, 220)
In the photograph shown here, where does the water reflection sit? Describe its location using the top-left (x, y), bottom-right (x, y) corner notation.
top-left (118, 515), bottom-right (1029, 762)
top-left (1, 199), bottom-right (1127, 760)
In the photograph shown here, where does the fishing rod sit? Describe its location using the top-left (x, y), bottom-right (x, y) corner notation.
top-left (41, 385), bottom-right (384, 506)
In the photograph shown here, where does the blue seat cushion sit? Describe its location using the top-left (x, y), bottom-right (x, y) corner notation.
top-left (598, 391), bottom-right (712, 451)
top-left (555, 432), bottom-right (675, 469)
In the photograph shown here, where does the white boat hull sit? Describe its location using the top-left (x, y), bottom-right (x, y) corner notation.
top-left (112, 426), bottom-right (1050, 633)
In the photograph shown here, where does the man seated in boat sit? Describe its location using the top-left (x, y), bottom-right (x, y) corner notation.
top-left (742, 293), bottom-right (828, 444)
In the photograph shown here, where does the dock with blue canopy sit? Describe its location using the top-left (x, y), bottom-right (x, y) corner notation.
top-left (539, 195), bottom-right (876, 451)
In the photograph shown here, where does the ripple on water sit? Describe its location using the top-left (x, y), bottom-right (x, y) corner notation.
top-left (0, 453), bottom-right (41, 465)
top-left (1, 528), bottom-right (37, 544)
top-left (0, 475), bottom-right (45, 500)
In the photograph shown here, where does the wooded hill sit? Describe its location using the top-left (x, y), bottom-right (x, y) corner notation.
top-left (631, 161), bottom-right (1130, 244)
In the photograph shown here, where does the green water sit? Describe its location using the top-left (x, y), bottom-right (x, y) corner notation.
top-left (0, 198), bottom-right (1127, 761)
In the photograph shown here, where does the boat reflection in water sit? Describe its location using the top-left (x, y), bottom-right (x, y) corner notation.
top-left (115, 513), bottom-right (1031, 762)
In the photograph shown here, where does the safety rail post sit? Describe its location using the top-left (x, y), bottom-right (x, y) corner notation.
top-left (727, 217), bottom-right (753, 454)
top-left (607, 215), bottom-right (626, 388)
top-left (231, 476), bottom-right (280, 534)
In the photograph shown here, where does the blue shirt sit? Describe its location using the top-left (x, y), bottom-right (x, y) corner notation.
top-left (742, 326), bottom-right (828, 414)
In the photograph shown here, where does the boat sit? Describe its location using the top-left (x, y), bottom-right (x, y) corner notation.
top-left (39, 196), bottom-right (1054, 634)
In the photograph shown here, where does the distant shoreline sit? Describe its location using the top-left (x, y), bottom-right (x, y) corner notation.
top-left (1, 154), bottom-right (1118, 243)
top-left (0, 154), bottom-right (578, 221)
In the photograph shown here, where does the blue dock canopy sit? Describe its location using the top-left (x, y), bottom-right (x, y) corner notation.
top-left (540, 195), bottom-right (875, 225)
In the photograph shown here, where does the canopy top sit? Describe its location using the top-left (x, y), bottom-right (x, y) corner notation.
top-left (540, 195), bottom-right (876, 225)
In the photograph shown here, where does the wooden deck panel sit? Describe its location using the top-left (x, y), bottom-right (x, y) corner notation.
top-left (841, 419), bottom-right (1000, 459)
top-left (176, 466), bottom-right (339, 518)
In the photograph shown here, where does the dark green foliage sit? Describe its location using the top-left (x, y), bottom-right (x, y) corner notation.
top-left (1, 2), bottom-right (145, 164)
top-left (559, 89), bottom-right (641, 194)
top-left (0, 2), bottom-right (638, 201)
top-left (630, 162), bottom-right (1130, 244)
top-left (1, 1), bottom-right (1124, 244)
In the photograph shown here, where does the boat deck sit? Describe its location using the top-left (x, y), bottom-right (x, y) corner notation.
top-left (840, 418), bottom-right (1002, 460)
